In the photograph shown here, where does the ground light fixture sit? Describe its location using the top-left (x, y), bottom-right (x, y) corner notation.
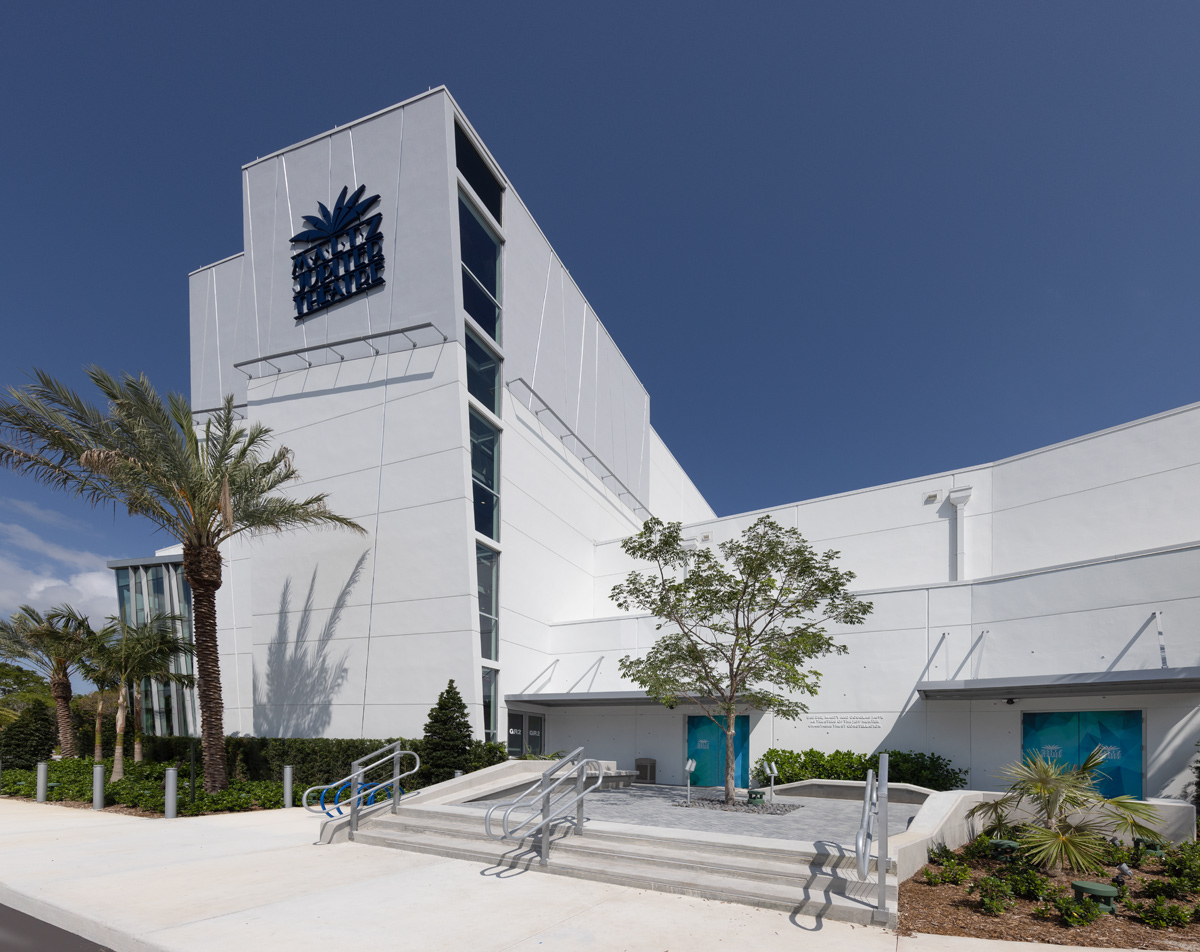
top-left (684, 758), bottom-right (697, 803)
top-left (765, 761), bottom-right (780, 801)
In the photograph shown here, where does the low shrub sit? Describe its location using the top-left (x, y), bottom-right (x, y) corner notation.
top-left (921, 859), bottom-right (970, 886)
top-left (1129, 895), bottom-right (1192, 929)
top-left (968, 876), bottom-right (1016, 916)
top-left (927, 843), bottom-right (956, 866)
top-left (1144, 877), bottom-right (1193, 901)
top-left (961, 834), bottom-right (996, 864)
top-left (1056, 896), bottom-right (1104, 927)
top-left (1161, 841), bottom-right (1200, 888)
top-left (750, 747), bottom-right (966, 790)
top-left (999, 865), bottom-right (1054, 901)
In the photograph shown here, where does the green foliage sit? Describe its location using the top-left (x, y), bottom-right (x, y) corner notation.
top-left (968, 876), bottom-right (1016, 916)
top-left (1143, 877), bottom-right (1193, 901)
top-left (750, 747), bottom-right (965, 790)
top-left (922, 859), bottom-right (970, 885)
top-left (1161, 840), bottom-right (1200, 888)
top-left (961, 834), bottom-right (996, 864)
top-left (420, 680), bottom-right (474, 785)
top-left (928, 843), bottom-right (956, 866)
top-left (998, 865), bottom-right (1055, 901)
top-left (613, 516), bottom-right (871, 800)
top-left (0, 698), bottom-right (57, 768)
top-left (967, 747), bottom-right (1164, 873)
top-left (1055, 895), bottom-right (1104, 927)
top-left (1129, 895), bottom-right (1192, 929)
top-left (1101, 841), bottom-right (1132, 867)
top-left (0, 661), bottom-right (50, 727)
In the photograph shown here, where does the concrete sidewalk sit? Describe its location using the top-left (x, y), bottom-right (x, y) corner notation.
top-left (0, 798), bottom-right (1134, 952)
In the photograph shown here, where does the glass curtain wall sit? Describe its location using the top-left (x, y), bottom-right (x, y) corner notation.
top-left (458, 123), bottom-right (504, 746)
top-left (111, 562), bottom-right (198, 737)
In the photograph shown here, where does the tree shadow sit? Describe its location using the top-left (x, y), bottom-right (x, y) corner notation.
top-left (253, 550), bottom-right (369, 737)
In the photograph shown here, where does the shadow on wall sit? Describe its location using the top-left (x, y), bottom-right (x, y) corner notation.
top-left (253, 550), bottom-right (369, 737)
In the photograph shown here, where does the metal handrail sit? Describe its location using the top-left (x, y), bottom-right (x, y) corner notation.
top-left (854, 753), bottom-right (891, 924)
top-left (302, 740), bottom-right (420, 838)
top-left (484, 747), bottom-right (606, 865)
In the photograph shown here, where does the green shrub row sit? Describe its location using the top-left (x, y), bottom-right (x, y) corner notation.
top-left (751, 747), bottom-right (966, 790)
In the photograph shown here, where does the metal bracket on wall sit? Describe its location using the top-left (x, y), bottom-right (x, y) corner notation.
top-left (232, 323), bottom-right (447, 379)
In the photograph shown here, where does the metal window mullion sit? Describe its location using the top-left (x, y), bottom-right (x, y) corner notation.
top-left (461, 263), bottom-right (502, 310)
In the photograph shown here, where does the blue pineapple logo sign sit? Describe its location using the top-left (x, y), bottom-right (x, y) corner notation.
top-left (290, 185), bottom-right (385, 319)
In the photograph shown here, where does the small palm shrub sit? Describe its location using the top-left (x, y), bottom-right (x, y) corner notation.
top-left (967, 747), bottom-right (1163, 872)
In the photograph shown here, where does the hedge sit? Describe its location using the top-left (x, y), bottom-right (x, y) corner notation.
top-left (751, 747), bottom-right (966, 790)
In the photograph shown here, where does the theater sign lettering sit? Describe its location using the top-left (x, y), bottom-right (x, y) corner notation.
top-left (290, 185), bottom-right (385, 319)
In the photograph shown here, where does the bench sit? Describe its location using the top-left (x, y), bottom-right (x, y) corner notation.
top-left (1071, 880), bottom-right (1119, 914)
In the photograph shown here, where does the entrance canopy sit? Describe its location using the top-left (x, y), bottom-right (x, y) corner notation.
top-left (917, 666), bottom-right (1200, 701)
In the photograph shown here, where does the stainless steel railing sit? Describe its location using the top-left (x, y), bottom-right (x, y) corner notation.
top-left (302, 740), bottom-right (420, 838)
top-left (854, 752), bottom-right (890, 923)
top-left (484, 747), bottom-right (605, 866)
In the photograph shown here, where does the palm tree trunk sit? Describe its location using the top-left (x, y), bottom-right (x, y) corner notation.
top-left (49, 672), bottom-right (76, 758)
top-left (133, 687), bottom-right (143, 762)
top-left (183, 543), bottom-right (228, 792)
top-left (94, 694), bottom-right (104, 762)
top-left (111, 686), bottom-right (128, 782)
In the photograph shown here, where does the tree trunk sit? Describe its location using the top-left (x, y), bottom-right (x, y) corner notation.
top-left (93, 694), bottom-right (104, 762)
top-left (133, 688), bottom-right (143, 762)
top-left (49, 672), bottom-right (76, 758)
top-left (724, 720), bottom-right (736, 804)
top-left (183, 543), bottom-right (228, 792)
top-left (111, 686), bottom-right (128, 782)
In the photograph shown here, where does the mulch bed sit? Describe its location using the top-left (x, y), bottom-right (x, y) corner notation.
top-left (900, 853), bottom-right (1200, 949)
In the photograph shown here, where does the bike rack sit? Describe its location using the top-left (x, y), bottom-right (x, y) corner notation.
top-left (303, 741), bottom-right (420, 838)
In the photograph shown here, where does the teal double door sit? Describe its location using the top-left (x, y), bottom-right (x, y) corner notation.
top-left (687, 715), bottom-right (749, 788)
top-left (1021, 710), bottom-right (1143, 799)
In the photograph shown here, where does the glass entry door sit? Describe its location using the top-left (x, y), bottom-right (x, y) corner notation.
top-left (506, 712), bottom-right (545, 757)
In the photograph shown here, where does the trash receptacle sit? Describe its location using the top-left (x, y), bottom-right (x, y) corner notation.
top-left (634, 758), bottom-right (656, 784)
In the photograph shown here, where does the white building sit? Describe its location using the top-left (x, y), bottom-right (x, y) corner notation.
top-left (139, 86), bottom-right (1200, 799)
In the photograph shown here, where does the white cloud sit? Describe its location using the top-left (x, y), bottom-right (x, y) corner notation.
top-left (0, 554), bottom-right (117, 622)
top-left (0, 498), bottom-right (85, 531)
top-left (0, 522), bottom-right (108, 572)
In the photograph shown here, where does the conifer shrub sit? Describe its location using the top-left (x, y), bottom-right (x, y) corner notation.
top-left (420, 680), bottom-right (474, 785)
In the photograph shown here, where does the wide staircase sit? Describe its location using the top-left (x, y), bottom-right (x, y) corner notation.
top-left (307, 745), bottom-right (897, 926)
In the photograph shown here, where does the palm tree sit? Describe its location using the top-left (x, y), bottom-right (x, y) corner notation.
top-left (0, 605), bottom-right (94, 758)
top-left (968, 747), bottom-right (1163, 872)
top-left (87, 613), bottom-right (195, 782)
top-left (0, 369), bottom-right (364, 790)
top-left (77, 643), bottom-right (121, 762)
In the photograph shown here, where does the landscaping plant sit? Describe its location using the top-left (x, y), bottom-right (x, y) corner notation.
top-left (967, 747), bottom-right (1163, 872)
top-left (612, 515), bottom-right (872, 803)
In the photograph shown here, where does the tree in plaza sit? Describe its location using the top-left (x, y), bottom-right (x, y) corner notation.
top-left (0, 698), bottom-right (57, 770)
top-left (612, 515), bottom-right (873, 804)
top-left (421, 680), bottom-right (474, 785)
top-left (0, 605), bottom-right (95, 757)
top-left (0, 369), bottom-right (365, 790)
top-left (81, 611), bottom-right (195, 782)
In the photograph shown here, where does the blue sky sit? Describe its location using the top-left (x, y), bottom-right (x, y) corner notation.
top-left (1, 1), bottom-right (1198, 622)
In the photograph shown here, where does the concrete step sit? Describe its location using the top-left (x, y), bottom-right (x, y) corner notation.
top-left (375, 805), bottom-right (892, 876)
top-left (353, 825), bottom-right (894, 925)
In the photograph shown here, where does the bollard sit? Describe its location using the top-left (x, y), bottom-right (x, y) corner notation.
top-left (165, 768), bottom-right (177, 819)
top-left (93, 764), bottom-right (105, 810)
top-left (454, 769), bottom-right (463, 778)
top-left (36, 762), bottom-right (48, 802)
top-left (284, 766), bottom-right (293, 808)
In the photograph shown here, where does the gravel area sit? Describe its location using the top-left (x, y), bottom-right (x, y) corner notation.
top-left (465, 782), bottom-right (920, 845)
top-left (674, 797), bottom-right (801, 815)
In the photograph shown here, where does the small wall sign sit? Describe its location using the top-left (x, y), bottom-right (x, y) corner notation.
top-left (806, 714), bottom-right (885, 729)
top-left (290, 185), bottom-right (385, 320)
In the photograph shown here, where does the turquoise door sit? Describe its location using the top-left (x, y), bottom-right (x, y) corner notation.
top-left (1021, 710), bottom-right (1143, 799)
top-left (687, 715), bottom-right (749, 788)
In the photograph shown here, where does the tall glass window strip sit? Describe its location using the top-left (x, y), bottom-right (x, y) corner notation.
top-left (465, 329), bottom-right (500, 414)
top-left (481, 668), bottom-right (498, 743)
top-left (476, 544), bottom-right (499, 662)
top-left (470, 410), bottom-right (499, 539)
top-left (455, 124), bottom-right (503, 223)
top-left (459, 198), bottom-right (501, 341)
